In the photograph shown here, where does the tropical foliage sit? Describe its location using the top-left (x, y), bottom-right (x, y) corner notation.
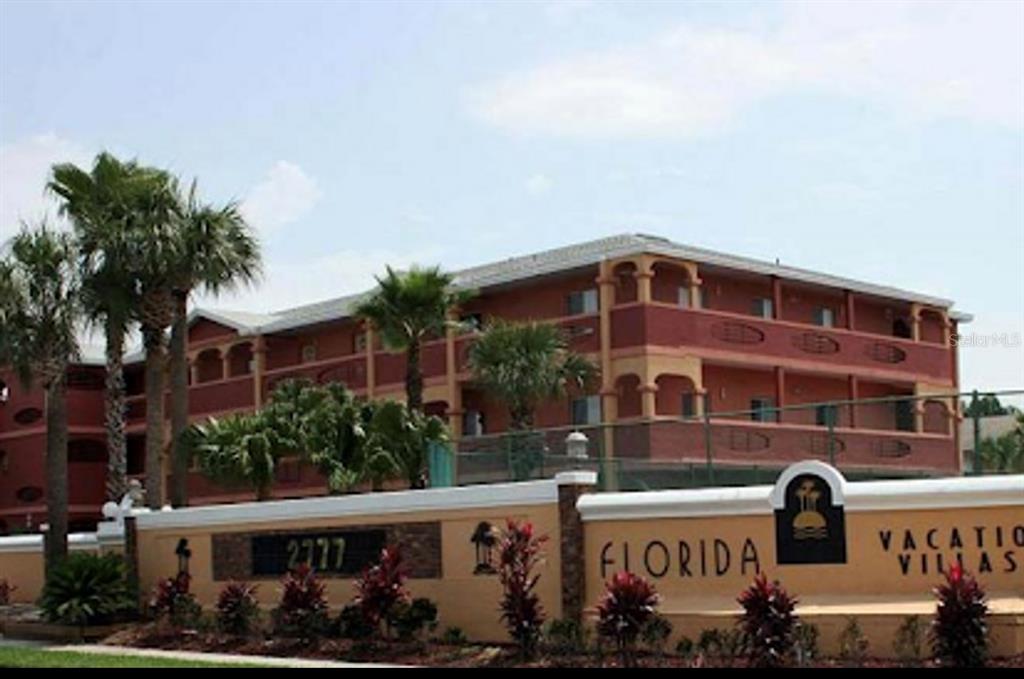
top-left (931, 564), bottom-right (989, 667)
top-left (355, 265), bottom-right (474, 412)
top-left (596, 571), bottom-right (659, 667)
top-left (215, 581), bottom-right (261, 636)
top-left (467, 319), bottom-right (599, 430)
top-left (354, 545), bottom-right (410, 640)
top-left (0, 226), bottom-right (81, 571)
top-left (189, 412), bottom-right (285, 501)
top-left (736, 573), bottom-right (799, 667)
top-left (362, 400), bottom-right (447, 489)
top-left (976, 420), bottom-right (1024, 473)
top-left (497, 519), bottom-right (548, 658)
top-left (149, 572), bottom-right (202, 629)
top-left (38, 553), bottom-right (135, 627)
top-left (271, 563), bottom-right (330, 642)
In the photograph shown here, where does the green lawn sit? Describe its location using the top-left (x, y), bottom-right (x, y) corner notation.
top-left (0, 646), bottom-right (265, 668)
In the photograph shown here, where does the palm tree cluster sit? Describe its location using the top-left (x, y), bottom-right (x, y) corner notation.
top-left (0, 152), bottom-right (261, 572)
top-left (188, 379), bottom-right (447, 498)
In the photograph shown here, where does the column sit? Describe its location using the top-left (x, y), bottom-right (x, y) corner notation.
top-left (597, 260), bottom-right (617, 470)
top-left (253, 336), bottom-right (267, 409)
top-left (845, 290), bottom-right (856, 330)
top-left (640, 383), bottom-right (657, 418)
top-left (365, 324), bottom-right (376, 399)
top-left (633, 257), bottom-right (653, 304)
top-left (220, 347), bottom-right (230, 380)
top-left (910, 303), bottom-right (922, 342)
top-left (774, 366), bottom-right (786, 423)
top-left (556, 470), bottom-right (598, 624)
top-left (847, 375), bottom-right (859, 428)
top-left (445, 315), bottom-right (461, 446)
top-left (771, 276), bottom-right (783, 320)
top-left (188, 358), bottom-right (199, 386)
top-left (694, 387), bottom-right (707, 417)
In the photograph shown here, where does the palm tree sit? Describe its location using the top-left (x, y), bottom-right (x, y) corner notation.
top-left (467, 319), bottom-right (599, 431)
top-left (355, 266), bottom-right (474, 413)
top-left (362, 400), bottom-right (448, 489)
top-left (168, 181), bottom-right (261, 507)
top-left (0, 226), bottom-right (81, 573)
top-left (189, 413), bottom-right (280, 501)
top-left (48, 153), bottom-right (167, 502)
top-left (129, 172), bottom-right (181, 509)
top-left (977, 425), bottom-right (1024, 473)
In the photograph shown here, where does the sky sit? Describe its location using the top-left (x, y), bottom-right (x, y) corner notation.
top-left (1, 0), bottom-right (1022, 397)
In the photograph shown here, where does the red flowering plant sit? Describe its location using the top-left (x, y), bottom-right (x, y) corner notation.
top-left (149, 572), bottom-right (201, 629)
top-left (497, 519), bottom-right (548, 659)
top-left (931, 563), bottom-right (989, 667)
top-left (215, 581), bottom-right (261, 636)
top-left (354, 545), bottom-right (410, 640)
top-left (736, 573), bottom-right (799, 667)
top-left (271, 563), bottom-right (330, 642)
top-left (596, 571), bottom-right (659, 667)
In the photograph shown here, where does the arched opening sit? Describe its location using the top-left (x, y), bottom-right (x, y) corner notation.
top-left (651, 261), bottom-right (694, 307)
top-left (655, 374), bottom-right (698, 417)
top-left (922, 400), bottom-right (950, 434)
top-left (227, 343), bottom-right (254, 378)
top-left (195, 348), bottom-right (223, 383)
top-left (612, 262), bottom-right (638, 305)
top-left (615, 374), bottom-right (642, 419)
top-left (424, 401), bottom-right (449, 419)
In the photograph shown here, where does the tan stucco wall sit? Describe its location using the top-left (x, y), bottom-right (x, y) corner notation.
top-left (135, 502), bottom-right (562, 642)
top-left (0, 551), bottom-right (46, 603)
top-left (584, 504), bottom-right (1024, 656)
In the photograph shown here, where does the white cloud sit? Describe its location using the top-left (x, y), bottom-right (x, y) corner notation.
top-left (240, 161), bottom-right (322, 237)
top-left (469, 1), bottom-right (1023, 138)
top-left (0, 133), bottom-right (92, 240)
top-left (525, 173), bottom-right (553, 196)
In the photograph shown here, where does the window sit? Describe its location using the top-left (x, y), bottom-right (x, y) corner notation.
top-left (752, 298), bottom-right (774, 319)
top-left (301, 344), bottom-right (317, 363)
top-left (750, 397), bottom-right (777, 422)
top-left (681, 393), bottom-right (696, 418)
top-left (815, 404), bottom-right (838, 426)
top-left (460, 313), bottom-right (484, 332)
top-left (815, 307), bottom-right (835, 328)
top-left (462, 410), bottom-right (484, 437)
top-left (893, 318), bottom-right (912, 339)
top-left (677, 286), bottom-right (690, 309)
top-left (894, 399), bottom-right (915, 431)
top-left (571, 395), bottom-right (601, 425)
top-left (567, 289), bottom-right (599, 316)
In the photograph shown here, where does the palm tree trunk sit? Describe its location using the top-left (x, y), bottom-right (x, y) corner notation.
top-left (169, 291), bottom-right (190, 507)
top-left (104, 320), bottom-right (128, 502)
top-left (405, 340), bottom-right (423, 413)
top-left (44, 372), bottom-right (69, 575)
top-left (143, 324), bottom-right (167, 509)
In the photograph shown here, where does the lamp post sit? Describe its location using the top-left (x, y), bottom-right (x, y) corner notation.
top-left (566, 430), bottom-right (589, 464)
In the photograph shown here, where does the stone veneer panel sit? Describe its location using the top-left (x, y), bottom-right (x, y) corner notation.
top-left (211, 521), bottom-right (441, 581)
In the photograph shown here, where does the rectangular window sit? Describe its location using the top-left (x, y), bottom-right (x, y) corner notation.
top-left (815, 404), bottom-right (838, 426)
top-left (681, 393), bottom-right (696, 418)
top-left (462, 410), bottom-right (483, 437)
top-left (894, 400), bottom-right (915, 431)
top-left (750, 397), bottom-right (776, 422)
top-left (567, 289), bottom-right (599, 316)
top-left (677, 286), bottom-right (690, 309)
top-left (815, 307), bottom-right (835, 328)
top-left (571, 395), bottom-right (602, 425)
top-left (752, 298), bottom-right (774, 319)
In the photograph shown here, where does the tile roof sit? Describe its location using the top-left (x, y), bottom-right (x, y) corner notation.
top-left (182, 232), bottom-right (971, 337)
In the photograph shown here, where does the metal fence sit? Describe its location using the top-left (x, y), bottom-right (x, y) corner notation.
top-left (442, 389), bottom-right (1023, 491)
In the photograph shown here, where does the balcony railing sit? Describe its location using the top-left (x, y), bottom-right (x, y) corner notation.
top-left (612, 304), bottom-right (953, 381)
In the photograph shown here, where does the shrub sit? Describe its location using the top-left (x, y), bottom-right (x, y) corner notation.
top-left (440, 626), bottom-right (468, 646)
top-left (149, 572), bottom-right (201, 629)
top-left (838, 616), bottom-right (869, 665)
top-left (271, 563), bottom-right (330, 642)
top-left (793, 622), bottom-right (819, 666)
top-left (931, 564), bottom-right (989, 668)
top-left (696, 628), bottom-right (743, 666)
top-left (675, 636), bottom-right (695, 659)
top-left (640, 613), bottom-right (673, 657)
top-left (596, 571), bottom-right (659, 667)
top-left (215, 581), bottom-right (261, 636)
top-left (497, 519), bottom-right (548, 658)
top-left (0, 579), bottom-right (16, 606)
top-left (545, 618), bottom-right (588, 655)
top-left (736, 573), bottom-right (799, 667)
top-left (392, 597), bottom-right (439, 641)
top-left (39, 553), bottom-right (135, 627)
top-left (354, 545), bottom-right (410, 640)
top-left (893, 615), bottom-right (924, 664)
top-left (337, 603), bottom-right (375, 640)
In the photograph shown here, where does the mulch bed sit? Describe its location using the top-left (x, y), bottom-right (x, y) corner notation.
top-left (101, 624), bottom-right (1024, 668)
